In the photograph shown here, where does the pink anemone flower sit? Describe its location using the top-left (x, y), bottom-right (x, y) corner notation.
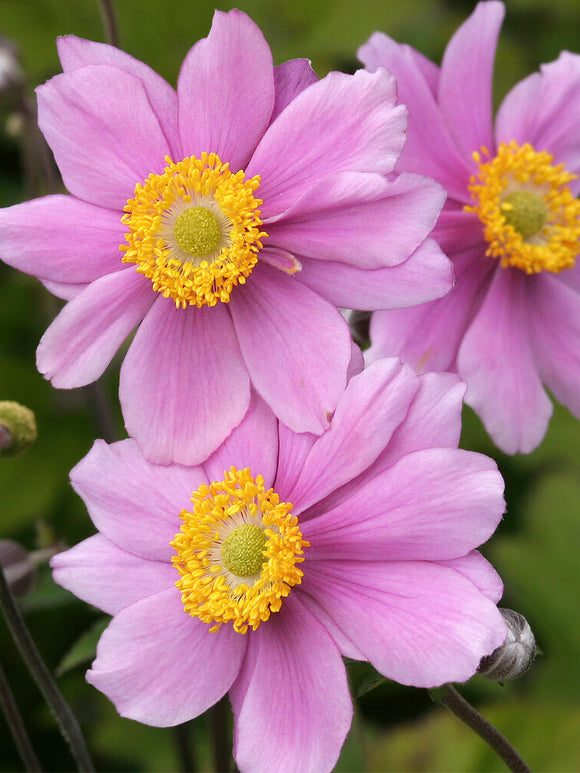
top-left (52, 358), bottom-right (507, 773)
top-left (0, 10), bottom-right (451, 465)
top-left (360, 0), bottom-right (580, 454)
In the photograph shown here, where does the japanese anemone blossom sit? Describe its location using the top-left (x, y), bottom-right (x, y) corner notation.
top-left (360, 0), bottom-right (580, 454)
top-left (52, 358), bottom-right (507, 773)
top-left (0, 10), bottom-right (451, 466)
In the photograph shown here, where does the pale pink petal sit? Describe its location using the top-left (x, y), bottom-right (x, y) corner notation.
top-left (367, 245), bottom-right (494, 373)
top-left (379, 371), bottom-right (466, 466)
top-left (266, 171), bottom-right (445, 269)
top-left (258, 246), bottom-right (302, 274)
top-left (229, 263), bottom-right (351, 435)
top-left (0, 195), bottom-right (124, 283)
top-left (298, 239), bottom-right (453, 310)
top-left (248, 68), bottom-right (406, 218)
top-left (441, 551), bottom-right (504, 604)
top-left (433, 205), bottom-right (485, 255)
top-left (87, 588), bottom-right (247, 727)
top-left (70, 439), bottom-right (206, 562)
top-left (496, 52), bottom-right (580, 175)
top-left (37, 66), bottom-right (170, 209)
top-left (458, 267), bottom-right (553, 454)
top-left (438, 1), bottom-right (504, 158)
top-left (273, 423), bottom-right (317, 504)
top-left (302, 560), bottom-right (507, 687)
top-left (51, 535), bottom-right (176, 615)
top-left (272, 59), bottom-right (317, 120)
top-left (285, 360), bottom-right (419, 514)
top-left (203, 392), bottom-right (278, 489)
top-left (230, 594), bottom-right (352, 773)
top-left (120, 297), bottom-right (251, 466)
top-left (529, 273), bottom-right (580, 418)
top-left (37, 268), bottom-right (154, 388)
top-left (302, 448), bottom-right (504, 561)
top-left (56, 35), bottom-right (180, 158)
top-left (177, 10), bottom-right (274, 171)
top-left (40, 279), bottom-right (87, 300)
top-left (358, 33), bottom-right (471, 201)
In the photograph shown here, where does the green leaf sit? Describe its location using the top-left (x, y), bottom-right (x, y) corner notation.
top-left (56, 616), bottom-right (110, 677)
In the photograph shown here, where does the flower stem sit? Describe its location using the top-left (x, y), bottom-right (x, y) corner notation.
top-left (97, 0), bottom-right (120, 47)
top-left (0, 566), bottom-right (95, 772)
top-left (436, 684), bottom-right (530, 772)
top-left (0, 658), bottom-right (43, 771)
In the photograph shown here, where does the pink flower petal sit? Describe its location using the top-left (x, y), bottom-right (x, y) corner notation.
top-left (37, 65), bottom-right (171, 209)
top-left (120, 297), bottom-right (251, 465)
top-left (298, 238), bottom-right (453, 310)
top-left (441, 551), bottom-right (504, 604)
top-left (40, 279), bottom-right (87, 300)
top-left (70, 439), bottom-right (206, 561)
top-left (437, 1), bottom-right (504, 158)
top-left (302, 447), bottom-right (504, 561)
top-left (529, 274), bottom-right (580, 418)
top-left (285, 359), bottom-right (420, 514)
top-left (51, 534), bottom-right (176, 615)
top-left (358, 32), bottom-right (471, 202)
top-left (177, 10), bottom-right (274, 171)
top-left (87, 588), bottom-right (247, 727)
top-left (458, 267), bottom-right (553, 454)
top-left (203, 392), bottom-right (279, 490)
top-left (272, 423), bottom-right (318, 504)
top-left (302, 560), bottom-right (507, 687)
top-left (496, 52), bottom-right (580, 176)
top-left (266, 171), bottom-right (445, 270)
top-left (229, 263), bottom-right (351, 435)
top-left (37, 268), bottom-right (154, 388)
top-left (56, 35), bottom-right (181, 158)
top-left (367, 245), bottom-right (495, 373)
top-left (0, 195), bottom-right (125, 283)
top-left (230, 594), bottom-right (352, 773)
top-left (248, 68), bottom-right (406, 219)
top-left (272, 59), bottom-right (318, 121)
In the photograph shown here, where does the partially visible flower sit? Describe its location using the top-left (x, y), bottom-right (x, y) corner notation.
top-left (478, 608), bottom-right (536, 681)
top-left (360, 1), bottom-right (580, 454)
top-left (0, 10), bottom-right (451, 466)
top-left (52, 359), bottom-right (506, 773)
top-left (0, 540), bottom-right (36, 597)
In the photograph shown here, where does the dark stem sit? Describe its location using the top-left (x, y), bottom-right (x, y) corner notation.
top-left (439, 684), bottom-right (530, 773)
top-left (0, 658), bottom-right (43, 771)
top-left (210, 697), bottom-right (232, 773)
top-left (84, 381), bottom-right (120, 444)
top-left (0, 566), bottom-right (95, 772)
top-left (174, 722), bottom-right (196, 773)
top-left (97, 0), bottom-right (120, 47)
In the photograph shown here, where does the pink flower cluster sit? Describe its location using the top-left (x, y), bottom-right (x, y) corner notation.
top-left (5, 1), bottom-right (575, 769)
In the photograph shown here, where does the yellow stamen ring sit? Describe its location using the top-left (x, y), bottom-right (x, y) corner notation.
top-left (465, 141), bottom-right (580, 274)
top-left (120, 153), bottom-right (267, 307)
top-left (171, 467), bottom-right (308, 634)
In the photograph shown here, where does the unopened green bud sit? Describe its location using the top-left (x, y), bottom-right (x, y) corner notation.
top-left (0, 401), bottom-right (37, 457)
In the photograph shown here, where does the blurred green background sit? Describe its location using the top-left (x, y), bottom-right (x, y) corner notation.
top-left (1, 0), bottom-right (580, 770)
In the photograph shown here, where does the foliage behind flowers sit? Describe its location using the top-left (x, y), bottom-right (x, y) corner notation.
top-left (0, 0), bottom-right (580, 771)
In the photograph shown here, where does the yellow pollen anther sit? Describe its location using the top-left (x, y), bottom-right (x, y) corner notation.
top-left (173, 206), bottom-right (222, 257)
top-left (465, 140), bottom-right (580, 274)
top-left (120, 153), bottom-right (267, 307)
top-left (171, 467), bottom-right (308, 635)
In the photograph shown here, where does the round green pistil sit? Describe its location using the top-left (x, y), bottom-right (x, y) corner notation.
top-left (221, 524), bottom-right (267, 577)
top-left (501, 191), bottom-right (547, 240)
top-left (174, 206), bottom-right (222, 257)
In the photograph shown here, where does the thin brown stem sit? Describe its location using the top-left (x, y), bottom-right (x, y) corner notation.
top-left (0, 566), bottom-right (95, 772)
top-left (439, 684), bottom-right (530, 773)
top-left (97, 0), bottom-right (120, 47)
top-left (0, 658), bottom-right (43, 771)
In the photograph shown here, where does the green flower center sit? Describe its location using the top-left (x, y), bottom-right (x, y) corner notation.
top-left (221, 523), bottom-right (267, 577)
top-left (501, 191), bottom-right (547, 240)
top-left (173, 206), bottom-right (222, 257)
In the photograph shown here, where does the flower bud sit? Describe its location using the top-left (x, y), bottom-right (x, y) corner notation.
top-left (0, 35), bottom-right (24, 96)
top-left (0, 401), bottom-right (37, 457)
top-left (0, 540), bottom-right (36, 597)
top-left (478, 608), bottom-right (536, 681)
